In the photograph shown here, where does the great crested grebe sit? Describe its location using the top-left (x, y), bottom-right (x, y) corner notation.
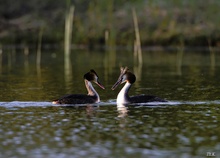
top-left (52, 70), bottom-right (105, 104)
top-left (112, 67), bottom-right (167, 104)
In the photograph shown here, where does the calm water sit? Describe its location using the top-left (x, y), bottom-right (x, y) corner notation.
top-left (0, 48), bottom-right (220, 158)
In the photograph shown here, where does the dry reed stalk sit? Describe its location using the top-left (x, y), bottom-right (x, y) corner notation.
top-left (208, 38), bottom-right (215, 68)
top-left (64, 5), bottom-right (74, 92)
top-left (64, 5), bottom-right (74, 57)
top-left (176, 37), bottom-right (184, 75)
top-left (132, 8), bottom-right (142, 64)
top-left (36, 27), bottom-right (44, 66)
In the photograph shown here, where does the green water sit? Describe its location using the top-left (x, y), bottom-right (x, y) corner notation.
top-left (0, 49), bottom-right (220, 157)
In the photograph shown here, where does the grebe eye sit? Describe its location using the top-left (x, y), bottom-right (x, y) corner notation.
top-left (121, 76), bottom-right (125, 82)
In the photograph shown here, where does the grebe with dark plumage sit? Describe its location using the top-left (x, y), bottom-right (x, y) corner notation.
top-left (112, 67), bottom-right (167, 104)
top-left (52, 70), bottom-right (105, 104)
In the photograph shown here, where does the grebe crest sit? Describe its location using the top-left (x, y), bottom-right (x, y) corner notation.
top-left (112, 67), bottom-right (135, 90)
top-left (84, 70), bottom-right (99, 82)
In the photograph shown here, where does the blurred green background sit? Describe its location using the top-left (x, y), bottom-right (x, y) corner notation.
top-left (1, 0), bottom-right (220, 49)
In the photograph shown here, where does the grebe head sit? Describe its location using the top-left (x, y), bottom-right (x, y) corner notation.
top-left (111, 67), bottom-right (136, 90)
top-left (84, 69), bottom-right (105, 89)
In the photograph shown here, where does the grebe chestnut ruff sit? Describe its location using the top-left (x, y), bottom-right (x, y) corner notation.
top-left (112, 67), bottom-right (167, 104)
top-left (52, 70), bottom-right (105, 104)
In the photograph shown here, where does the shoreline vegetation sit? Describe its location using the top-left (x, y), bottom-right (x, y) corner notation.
top-left (1, 1), bottom-right (220, 51)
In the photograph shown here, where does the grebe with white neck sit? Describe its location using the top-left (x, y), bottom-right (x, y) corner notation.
top-left (112, 67), bottom-right (167, 104)
top-left (52, 70), bottom-right (105, 104)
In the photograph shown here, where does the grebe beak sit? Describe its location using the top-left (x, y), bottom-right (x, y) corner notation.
top-left (95, 80), bottom-right (105, 89)
top-left (112, 67), bottom-right (128, 90)
top-left (111, 78), bottom-right (122, 90)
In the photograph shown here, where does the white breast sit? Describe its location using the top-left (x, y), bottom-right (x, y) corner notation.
top-left (116, 82), bottom-right (131, 104)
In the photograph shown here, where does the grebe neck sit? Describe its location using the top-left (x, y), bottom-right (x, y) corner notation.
top-left (117, 82), bottom-right (132, 104)
top-left (85, 80), bottom-right (100, 102)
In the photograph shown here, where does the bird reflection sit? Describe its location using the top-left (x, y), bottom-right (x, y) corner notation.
top-left (117, 103), bottom-right (129, 118)
top-left (85, 104), bottom-right (99, 117)
top-left (62, 104), bottom-right (99, 117)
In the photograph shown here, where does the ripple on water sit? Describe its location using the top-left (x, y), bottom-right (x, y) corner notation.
top-left (0, 100), bottom-right (219, 158)
top-left (0, 100), bottom-right (220, 108)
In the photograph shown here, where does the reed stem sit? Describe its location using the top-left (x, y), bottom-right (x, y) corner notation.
top-left (64, 5), bottom-right (74, 57)
top-left (208, 38), bottom-right (215, 70)
top-left (36, 27), bottom-right (44, 66)
top-left (132, 8), bottom-right (142, 64)
top-left (64, 5), bottom-right (74, 93)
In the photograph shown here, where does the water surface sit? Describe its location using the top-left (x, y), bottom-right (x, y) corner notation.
top-left (0, 49), bottom-right (220, 157)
